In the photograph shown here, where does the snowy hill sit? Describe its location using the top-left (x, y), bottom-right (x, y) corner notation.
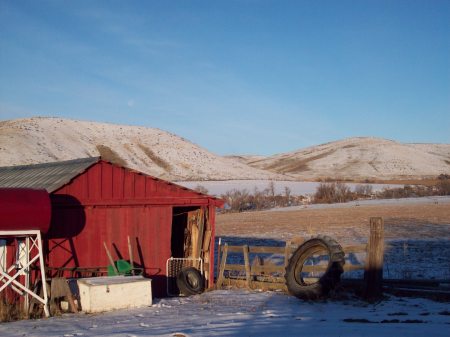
top-left (1, 118), bottom-right (448, 182)
top-left (246, 137), bottom-right (450, 181)
top-left (0, 117), bottom-right (284, 181)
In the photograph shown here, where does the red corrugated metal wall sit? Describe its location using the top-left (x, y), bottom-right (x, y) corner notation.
top-left (45, 161), bottom-right (220, 297)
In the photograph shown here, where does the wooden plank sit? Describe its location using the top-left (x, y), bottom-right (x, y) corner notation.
top-left (243, 245), bottom-right (251, 287)
top-left (219, 245), bottom-right (289, 254)
top-left (225, 263), bottom-right (365, 274)
top-left (225, 278), bottom-right (287, 292)
top-left (222, 244), bottom-right (367, 255)
top-left (344, 244), bottom-right (368, 253)
top-left (225, 264), bottom-right (247, 271)
top-left (127, 236), bottom-right (134, 276)
top-left (103, 242), bottom-right (118, 274)
top-left (196, 209), bottom-right (205, 264)
top-left (50, 277), bottom-right (77, 313)
top-left (249, 246), bottom-right (288, 254)
top-left (284, 241), bottom-right (291, 268)
top-left (191, 224), bottom-right (199, 258)
top-left (364, 217), bottom-right (384, 300)
top-left (216, 244), bottom-right (228, 288)
top-left (202, 230), bottom-right (212, 252)
top-left (221, 245), bottom-right (245, 253)
top-left (216, 238), bottom-right (221, 283)
top-left (252, 264), bottom-right (285, 273)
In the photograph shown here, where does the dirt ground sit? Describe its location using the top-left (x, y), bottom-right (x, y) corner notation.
top-left (216, 201), bottom-right (450, 244)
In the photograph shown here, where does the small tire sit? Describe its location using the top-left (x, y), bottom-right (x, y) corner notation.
top-left (176, 267), bottom-right (205, 296)
top-left (285, 235), bottom-right (345, 299)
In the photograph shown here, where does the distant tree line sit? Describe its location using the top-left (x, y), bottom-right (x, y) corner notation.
top-left (313, 174), bottom-right (450, 204)
top-left (194, 182), bottom-right (305, 212)
top-left (219, 182), bottom-right (307, 212)
top-left (194, 174), bottom-right (450, 213)
top-left (376, 174), bottom-right (450, 199)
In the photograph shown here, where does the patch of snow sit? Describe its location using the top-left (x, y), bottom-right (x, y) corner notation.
top-left (267, 195), bottom-right (450, 211)
top-left (1, 290), bottom-right (449, 336)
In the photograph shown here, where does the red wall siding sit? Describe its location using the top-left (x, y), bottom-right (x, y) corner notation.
top-left (55, 161), bottom-right (213, 203)
top-left (46, 161), bottom-right (221, 297)
top-left (47, 205), bottom-right (172, 295)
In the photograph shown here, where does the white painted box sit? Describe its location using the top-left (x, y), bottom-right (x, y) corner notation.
top-left (77, 276), bottom-right (152, 313)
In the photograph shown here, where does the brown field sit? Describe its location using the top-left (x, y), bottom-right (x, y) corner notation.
top-left (216, 201), bottom-right (450, 244)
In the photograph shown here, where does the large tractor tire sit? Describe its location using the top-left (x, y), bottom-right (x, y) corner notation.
top-left (285, 235), bottom-right (345, 299)
top-left (176, 267), bottom-right (205, 296)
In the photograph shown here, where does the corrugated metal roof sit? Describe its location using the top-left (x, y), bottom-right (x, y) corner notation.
top-left (0, 157), bottom-right (100, 193)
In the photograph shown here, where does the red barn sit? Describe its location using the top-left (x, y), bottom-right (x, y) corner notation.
top-left (0, 157), bottom-right (223, 297)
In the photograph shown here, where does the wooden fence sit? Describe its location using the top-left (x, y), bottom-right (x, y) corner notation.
top-left (216, 217), bottom-right (384, 299)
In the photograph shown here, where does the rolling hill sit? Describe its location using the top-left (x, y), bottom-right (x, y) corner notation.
top-left (245, 137), bottom-right (450, 181)
top-left (0, 117), bottom-right (284, 181)
top-left (1, 117), bottom-right (449, 182)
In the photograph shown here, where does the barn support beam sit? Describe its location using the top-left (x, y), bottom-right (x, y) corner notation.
top-left (0, 230), bottom-right (49, 317)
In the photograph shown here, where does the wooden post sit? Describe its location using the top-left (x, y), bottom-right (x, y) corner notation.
top-left (216, 238), bottom-right (221, 283)
top-left (127, 236), bottom-right (134, 275)
top-left (243, 245), bottom-right (251, 288)
top-left (50, 278), bottom-right (77, 313)
top-left (196, 208), bottom-right (205, 261)
top-left (216, 244), bottom-right (228, 289)
top-left (364, 217), bottom-right (384, 300)
top-left (284, 240), bottom-right (292, 269)
top-left (103, 242), bottom-right (119, 275)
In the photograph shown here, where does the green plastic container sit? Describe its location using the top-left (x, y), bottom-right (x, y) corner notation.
top-left (107, 259), bottom-right (133, 276)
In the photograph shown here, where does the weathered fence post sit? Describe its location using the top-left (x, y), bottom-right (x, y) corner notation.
top-left (364, 217), bottom-right (384, 300)
top-left (284, 240), bottom-right (291, 269)
top-left (216, 244), bottom-right (228, 289)
top-left (216, 238), bottom-right (221, 282)
top-left (243, 245), bottom-right (251, 288)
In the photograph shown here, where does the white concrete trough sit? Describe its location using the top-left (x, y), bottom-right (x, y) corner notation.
top-left (77, 275), bottom-right (152, 313)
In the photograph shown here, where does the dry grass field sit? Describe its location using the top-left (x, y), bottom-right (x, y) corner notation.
top-left (216, 201), bottom-right (450, 244)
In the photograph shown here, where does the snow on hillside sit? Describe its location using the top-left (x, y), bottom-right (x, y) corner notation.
top-left (248, 137), bottom-right (450, 181)
top-left (1, 290), bottom-right (449, 337)
top-left (0, 117), bottom-right (284, 181)
top-left (1, 119), bottom-right (449, 182)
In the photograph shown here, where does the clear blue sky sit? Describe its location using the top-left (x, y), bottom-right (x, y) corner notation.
top-left (1, 0), bottom-right (449, 155)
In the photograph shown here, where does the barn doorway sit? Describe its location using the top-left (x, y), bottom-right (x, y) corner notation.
top-left (169, 207), bottom-right (213, 295)
top-left (171, 207), bottom-right (199, 258)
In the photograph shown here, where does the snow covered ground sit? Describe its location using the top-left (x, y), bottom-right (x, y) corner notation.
top-left (1, 290), bottom-right (449, 337)
top-left (267, 195), bottom-right (450, 211)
